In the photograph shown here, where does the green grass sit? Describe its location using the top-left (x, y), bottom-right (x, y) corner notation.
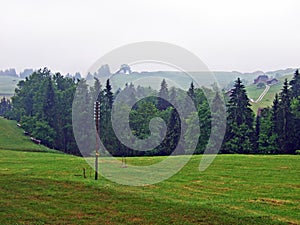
top-left (246, 74), bottom-right (294, 114)
top-left (0, 151), bottom-right (299, 224)
top-left (0, 117), bottom-right (56, 153)
top-left (0, 117), bottom-right (299, 224)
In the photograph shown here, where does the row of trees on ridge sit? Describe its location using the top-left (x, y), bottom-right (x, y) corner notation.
top-left (1, 68), bottom-right (300, 156)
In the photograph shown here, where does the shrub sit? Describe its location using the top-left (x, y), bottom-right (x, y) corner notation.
top-left (257, 83), bottom-right (266, 89)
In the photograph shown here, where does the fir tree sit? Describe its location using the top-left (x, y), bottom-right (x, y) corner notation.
top-left (158, 79), bottom-right (169, 110)
top-left (161, 108), bottom-right (182, 155)
top-left (222, 78), bottom-right (255, 153)
top-left (289, 69), bottom-right (300, 151)
top-left (289, 69), bottom-right (300, 98)
top-left (187, 82), bottom-right (196, 104)
top-left (276, 79), bottom-right (295, 153)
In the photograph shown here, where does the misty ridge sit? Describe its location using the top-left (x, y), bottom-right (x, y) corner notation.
top-left (0, 65), bottom-right (296, 89)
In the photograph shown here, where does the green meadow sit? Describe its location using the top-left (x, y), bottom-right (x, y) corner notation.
top-left (0, 117), bottom-right (299, 224)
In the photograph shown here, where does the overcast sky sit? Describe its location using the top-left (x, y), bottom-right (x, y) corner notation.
top-left (0, 0), bottom-right (299, 75)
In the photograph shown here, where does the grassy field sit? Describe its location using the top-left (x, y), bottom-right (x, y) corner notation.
top-left (246, 74), bottom-right (293, 114)
top-left (0, 118), bottom-right (299, 224)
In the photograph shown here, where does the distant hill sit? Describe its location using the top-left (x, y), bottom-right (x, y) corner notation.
top-left (109, 68), bottom-right (297, 90)
top-left (0, 67), bottom-right (296, 98)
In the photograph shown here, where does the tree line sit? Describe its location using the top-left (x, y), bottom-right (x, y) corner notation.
top-left (223, 70), bottom-right (300, 154)
top-left (2, 68), bottom-right (300, 156)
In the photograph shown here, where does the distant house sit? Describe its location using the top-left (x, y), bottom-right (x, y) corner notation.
top-left (254, 75), bottom-right (279, 86)
top-left (267, 78), bottom-right (279, 85)
top-left (254, 75), bottom-right (269, 84)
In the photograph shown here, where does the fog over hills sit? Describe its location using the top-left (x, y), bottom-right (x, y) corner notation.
top-left (0, 67), bottom-right (296, 96)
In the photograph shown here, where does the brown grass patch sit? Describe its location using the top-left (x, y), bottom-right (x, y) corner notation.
top-left (250, 198), bottom-right (291, 206)
top-left (278, 166), bottom-right (290, 170)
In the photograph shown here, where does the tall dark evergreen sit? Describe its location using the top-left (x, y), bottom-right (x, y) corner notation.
top-left (164, 108), bottom-right (182, 155)
top-left (158, 79), bottom-right (169, 110)
top-left (101, 79), bottom-right (117, 154)
top-left (222, 78), bottom-right (255, 153)
top-left (289, 69), bottom-right (300, 98)
top-left (276, 79), bottom-right (295, 153)
top-left (187, 82), bottom-right (196, 103)
top-left (289, 69), bottom-right (300, 151)
top-left (104, 79), bottom-right (114, 109)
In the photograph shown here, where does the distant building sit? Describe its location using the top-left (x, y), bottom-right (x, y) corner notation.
top-left (267, 78), bottom-right (279, 85)
top-left (254, 75), bottom-right (269, 84)
top-left (254, 75), bottom-right (279, 86)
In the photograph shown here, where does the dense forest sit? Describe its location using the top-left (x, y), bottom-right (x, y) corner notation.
top-left (1, 68), bottom-right (300, 156)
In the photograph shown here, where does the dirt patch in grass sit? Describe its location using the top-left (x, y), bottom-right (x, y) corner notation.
top-left (250, 198), bottom-right (291, 206)
top-left (278, 166), bottom-right (290, 170)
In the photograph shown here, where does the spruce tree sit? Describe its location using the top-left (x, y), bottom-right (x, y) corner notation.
top-left (222, 78), bottom-right (255, 153)
top-left (104, 79), bottom-right (114, 110)
top-left (161, 108), bottom-right (182, 155)
top-left (102, 79), bottom-right (117, 154)
top-left (289, 69), bottom-right (300, 151)
top-left (158, 79), bottom-right (169, 110)
top-left (276, 79), bottom-right (295, 153)
top-left (289, 69), bottom-right (300, 98)
top-left (187, 82), bottom-right (196, 104)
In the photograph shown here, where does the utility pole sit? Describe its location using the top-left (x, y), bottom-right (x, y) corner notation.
top-left (94, 101), bottom-right (100, 180)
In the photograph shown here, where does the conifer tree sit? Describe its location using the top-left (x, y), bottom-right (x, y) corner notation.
top-left (158, 79), bottom-right (169, 110)
top-left (289, 69), bottom-right (300, 98)
top-left (222, 78), bottom-right (255, 153)
top-left (289, 69), bottom-right (300, 151)
top-left (257, 108), bottom-right (279, 154)
top-left (276, 79), bottom-right (295, 153)
top-left (187, 82), bottom-right (196, 104)
top-left (161, 108), bottom-right (182, 155)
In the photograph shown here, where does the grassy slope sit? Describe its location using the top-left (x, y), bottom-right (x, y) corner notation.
top-left (246, 74), bottom-right (293, 114)
top-left (0, 117), bottom-right (299, 224)
top-left (0, 117), bottom-right (56, 152)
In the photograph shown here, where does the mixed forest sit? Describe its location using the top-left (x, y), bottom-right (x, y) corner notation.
top-left (1, 68), bottom-right (300, 156)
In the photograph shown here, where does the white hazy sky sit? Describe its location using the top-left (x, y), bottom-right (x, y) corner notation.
top-left (0, 0), bottom-right (299, 75)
